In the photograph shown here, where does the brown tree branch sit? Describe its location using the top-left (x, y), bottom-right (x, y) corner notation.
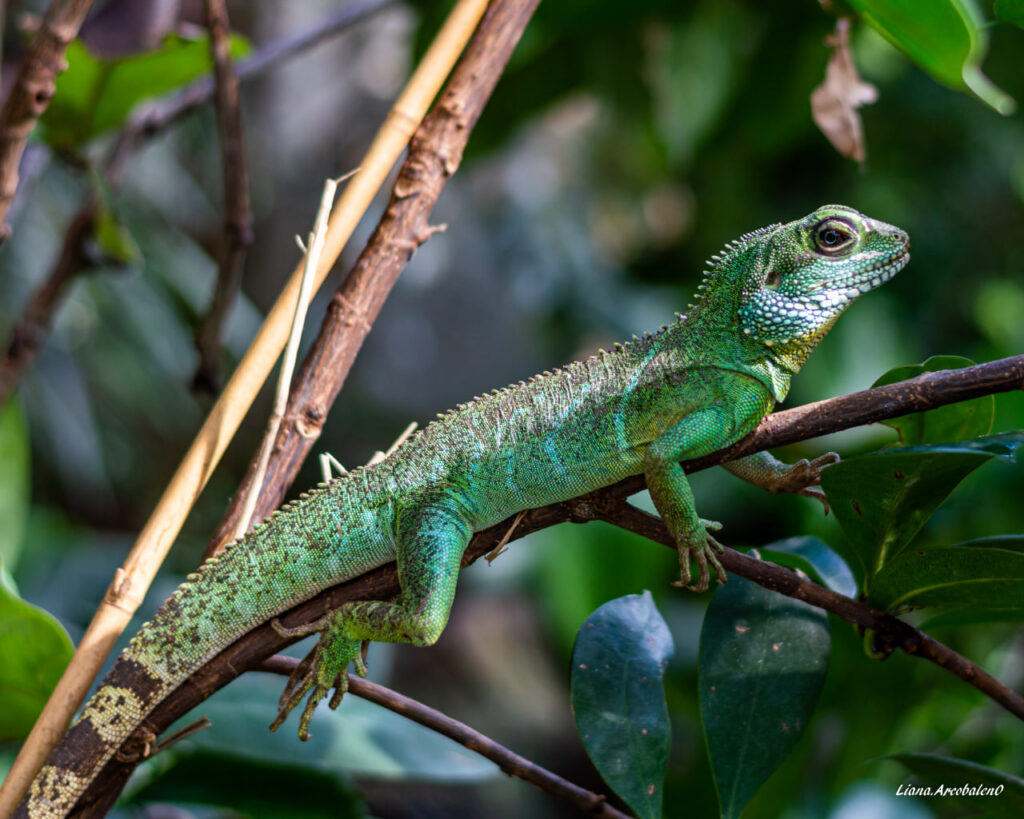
top-left (0, 0), bottom-right (96, 242)
top-left (595, 501), bottom-right (1024, 721)
top-left (74, 356), bottom-right (1024, 811)
top-left (260, 656), bottom-right (631, 819)
top-left (205, 0), bottom-right (541, 556)
top-left (192, 0), bottom-right (253, 393)
top-left (0, 2), bottom-right (394, 411)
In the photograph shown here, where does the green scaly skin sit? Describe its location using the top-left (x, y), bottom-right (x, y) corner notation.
top-left (19, 205), bottom-right (909, 817)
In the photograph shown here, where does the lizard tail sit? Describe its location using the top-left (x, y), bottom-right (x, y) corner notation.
top-left (16, 479), bottom-right (381, 817)
top-left (14, 655), bottom-right (177, 818)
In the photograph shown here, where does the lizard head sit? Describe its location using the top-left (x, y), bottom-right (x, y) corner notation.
top-left (736, 204), bottom-right (909, 348)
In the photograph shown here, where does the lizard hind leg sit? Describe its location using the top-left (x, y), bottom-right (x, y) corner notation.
top-left (270, 498), bottom-right (473, 740)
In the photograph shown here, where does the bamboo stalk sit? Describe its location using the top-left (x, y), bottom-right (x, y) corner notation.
top-left (0, 0), bottom-right (490, 810)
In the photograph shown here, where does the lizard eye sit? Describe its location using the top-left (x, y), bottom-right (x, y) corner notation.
top-left (813, 220), bottom-right (856, 255)
top-left (764, 269), bottom-right (782, 289)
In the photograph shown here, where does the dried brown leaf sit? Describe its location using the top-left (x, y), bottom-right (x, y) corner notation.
top-left (811, 18), bottom-right (878, 162)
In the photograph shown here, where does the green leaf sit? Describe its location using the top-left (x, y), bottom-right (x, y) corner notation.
top-left (700, 575), bottom-right (829, 819)
top-left (0, 559), bottom-right (74, 741)
top-left (847, 0), bottom-right (1015, 114)
top-left (869, 545), bottom-right (1024, 611)
top-left (41, 34), bottom-right (251, 149)
top-left (571, 591), bottom-right (673, 819)
top-left (887, 753), bottom-right (1024, 814)
top-left (131, 750), bottom-right (367, 818)
top-left (820, 432), bottom-right (1024, 588)
top-left (994, 0), bottom-right (1024, 27)
top-left (758, 536), bottom-right (857, 598)
top-left (872, 356), bottom-right (994, 445)
top-left (0, 402), bottom-right (30, 572)
top-left (918, 608), bottom-right (1024, 629)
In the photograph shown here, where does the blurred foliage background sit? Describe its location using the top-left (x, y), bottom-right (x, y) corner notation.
top-left (1, 0), bottom-right (1023, 816)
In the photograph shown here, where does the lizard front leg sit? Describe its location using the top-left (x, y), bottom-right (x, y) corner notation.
top-left (722, 450), bottom-right (839, 512)
top-left (271, 496), bottom-right (472, 739)
top-left (644, 408), bottom-right (738, 593)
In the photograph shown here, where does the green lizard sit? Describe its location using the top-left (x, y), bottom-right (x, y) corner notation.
top-left (18, 204), bottom-right (908, 817)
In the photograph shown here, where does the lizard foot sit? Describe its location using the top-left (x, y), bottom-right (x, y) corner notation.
top-left (269, 613), bottom-right (368, 740)
top-left (773, 452), bottom-right (840, 513)
top-left (672, 519), bottom-right (727, 593)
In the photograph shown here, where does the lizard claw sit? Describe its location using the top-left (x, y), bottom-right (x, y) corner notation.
top-left (809, 452), bottom-right (841, 470)
top-left (672, 521), bottom-right (727, 593)
top-left (766, 452), bottom-right (839, 512)
top-left (797, 453), bottom-right (839, 513)
top-left (797, 485), bottom-right (830, 514)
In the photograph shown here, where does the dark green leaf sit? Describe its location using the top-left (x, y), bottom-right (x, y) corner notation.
top-left (994, 0), bottom-right (1024, 27)
top-left (872, 356), bottom-right (994, 445)
top-left (0, 403), bottom-right (30, 572)
top-left (41, 34), bottom-right (251, 149)
top-left (700, 575), bottom-right (829, 819)
top-left (918, 608), bottom-right (1024, 629)
top-left (0, 560), bottom-right (74, 741)
top-left (571, 591), bottom-right (673, 819)
top-left (821, 432), bottom-right (1024, 588)
top-left (759, 536), bottom-right (857, 597)
top-left (847, 0), bottom-right (1015, 114)
top-left (887, 753), bottom-right (1024, 815)
top-left (869, 546), bottom-right (1024, 611)
top-left (131, 750), bottom-right (367, 818)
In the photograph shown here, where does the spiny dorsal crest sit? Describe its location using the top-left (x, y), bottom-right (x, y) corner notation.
top-left (693, 221), bottom-right (781, 302)
top-left (701, 222), bottom-right (781, 276)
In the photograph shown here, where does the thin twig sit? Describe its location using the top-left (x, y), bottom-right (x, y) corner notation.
top-left (193, 0), bottom-right (254, 393)
top-left (366, 420), bottom-right (418, 466)
top-left (259, 655), bottom-right (630, 819)
top-left (0, 0), bottom-right (490, 810)
top-left (0, 0), bottom-right (96, 242)
top-left (231, 178), bottom-right (338, 544)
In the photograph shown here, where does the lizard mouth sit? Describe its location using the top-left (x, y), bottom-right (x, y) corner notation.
top-left (804, 248), bottom-right (909, 306)
top-left (839, 247), bottom-right (911, 297)
top-left (859, 248), bottom-right (910, 290)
